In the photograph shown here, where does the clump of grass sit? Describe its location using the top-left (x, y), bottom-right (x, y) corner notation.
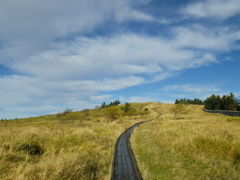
top-left (2, 154), bottom-right (26, 163)
top-left (232, 148), bottom-right (240, 168)
top-left (227, 117), bottom-right (240, 122)
top-left (17, 143), bottom-right (44, 156)
top-left (15, 133), bottom-right (45, 156)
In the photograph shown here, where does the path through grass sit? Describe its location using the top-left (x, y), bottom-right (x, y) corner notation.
top-left (0, 103), bottom-right (152, 180)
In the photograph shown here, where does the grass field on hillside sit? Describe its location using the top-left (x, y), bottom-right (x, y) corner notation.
top-left (0, 103), bottom-right (152, 180)
top-left (132, 103), bottom-right (240, 180)
top-left (2, 102), bottom-right (240, 180)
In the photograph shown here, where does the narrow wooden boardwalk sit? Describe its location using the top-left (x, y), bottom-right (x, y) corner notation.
top-left (111, 122), bottom-right (144, 180)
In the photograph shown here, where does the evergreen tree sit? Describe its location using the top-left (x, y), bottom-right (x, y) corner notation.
top-left (113, 99), bottom-right (121, 106)
top-left (121, 102), bottom-right (133, 114)
top-left (175, 99), bottom-right (180, 104)
top-left (204, 94), bottom-right (221, 110)
top-left (204, 93), bottom-right (239, 111)
top-left (175, 98), bottom-right (203, 105)
top-left (101, 102), bottom-right (106, 108)
top-left (100, 99), bottom-right (121, 109)
top-left (221, 93), bottom-right (238, 111)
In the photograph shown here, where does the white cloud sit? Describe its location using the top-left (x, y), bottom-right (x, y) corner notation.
top-left (173, 25), bottom-right (240, 51)
top-left (0, 0), bottom-right (109, 60)
top-left (182, 0), bottom-right (240, 20)
top-left (159, 84), bottom-right (224, 103)
top-left (115, 8), bottom-right (154, 22)
top-left (0, 74), bottom-right (145, 118)
top-left (90, 95), bottom-right (113, 101)
top-left (10, 33), bottom-right (224, 81)
top-left (119, 96), bottom-right (155, 103)
top-left (0, 0), bottom-right (155, 62)
top-left (162, 84), bottom-right (220, 95)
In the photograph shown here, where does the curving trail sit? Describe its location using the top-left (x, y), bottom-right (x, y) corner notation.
top-left (111, 121), bottom-right (144, 180)
top-left (111, 117), bottom-right (156, 180)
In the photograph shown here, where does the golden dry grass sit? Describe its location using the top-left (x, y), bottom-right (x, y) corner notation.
top-left (131, 103), bottom-right (240, 180)
top-left (0, 103), bottom-right (152, 180)
top-left (3, 102), bottom-right (239, 180)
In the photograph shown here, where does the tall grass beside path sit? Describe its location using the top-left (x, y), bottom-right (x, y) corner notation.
top-left (131, 104), bottom-right (240, 180)
top-left (0, 103), bottom-right (152, 180)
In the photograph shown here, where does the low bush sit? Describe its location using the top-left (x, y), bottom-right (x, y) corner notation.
top-left (17, 143), bottom-right (44, 155)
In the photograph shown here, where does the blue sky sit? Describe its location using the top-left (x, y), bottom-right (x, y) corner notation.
top-left (0, 0), bottom-right (240, 119)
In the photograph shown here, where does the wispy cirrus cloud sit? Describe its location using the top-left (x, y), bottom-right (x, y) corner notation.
top-left (162, 84), bottom-right (220, 94)
top-left (119, 96), bottom-right (155, 103)
top-left (159, 84), bottom-right (223, 101)
top-left (90, 95), bottom-right (113, 102)
top-left (182, 0), bottom-right (240, 20)
top-left (173, 25), bottom-right (240, 51)
top-left (12, 32), bottom-right (225, 81)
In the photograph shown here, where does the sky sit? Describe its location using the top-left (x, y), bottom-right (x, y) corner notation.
top-left (0, 0), bottom-right (240, 119)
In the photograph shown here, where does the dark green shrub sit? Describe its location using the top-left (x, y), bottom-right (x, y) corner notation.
top-left (18, 143), bottom-right (44, 155)
top-left (232, 149), bottom-right (240, 168)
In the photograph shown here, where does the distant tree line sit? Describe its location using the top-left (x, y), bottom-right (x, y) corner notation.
top-left (175, 98), bottom-right (203, 105)
top-left (1, 118), bottom-right (14, 121)
top-left (174, 93), bottom-right (240, 111)
top-left (100, 99), bottom-right (121, 109)
top-left (204, 93), bottom-right (240, 111)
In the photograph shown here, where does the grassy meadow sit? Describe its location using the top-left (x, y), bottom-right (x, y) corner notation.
top-left (1, 102), bottom-right (240, 180)
top-left (131, 103), bottom-right (240, 180)
top-left (0, 103), bottom-right (153, 180)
